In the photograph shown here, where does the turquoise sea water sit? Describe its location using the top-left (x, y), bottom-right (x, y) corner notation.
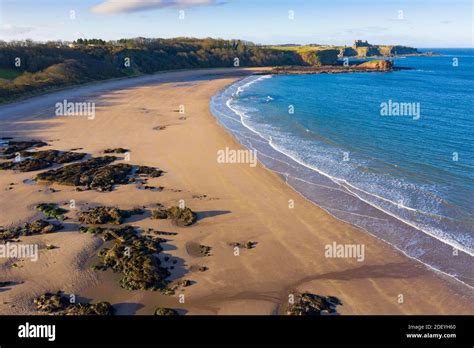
top-left (211, 49), bottom-right (474, 287)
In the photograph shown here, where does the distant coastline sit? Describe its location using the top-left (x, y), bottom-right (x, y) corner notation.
top-left (0, 38), bottom-right (423, 104)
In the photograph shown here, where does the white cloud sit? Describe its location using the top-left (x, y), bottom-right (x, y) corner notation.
top-left (0, 24), bottom-right (34, 36)
top-left (91, 0), bottom-right (224, 14)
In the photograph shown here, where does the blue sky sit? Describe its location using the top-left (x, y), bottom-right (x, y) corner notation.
top-left (0, 0), bottom-right (472, 47)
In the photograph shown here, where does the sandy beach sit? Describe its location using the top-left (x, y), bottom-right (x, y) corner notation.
top-left (0, 67), bottom-right (472, 315)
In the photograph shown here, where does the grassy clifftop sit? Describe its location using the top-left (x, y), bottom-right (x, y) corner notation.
top-left (271, 45), bottom-right (339, 65)
top-left (271, 43), bottom-right (419, 59)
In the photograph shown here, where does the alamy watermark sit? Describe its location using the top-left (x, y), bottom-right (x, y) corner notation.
top-left (380, 99), bottom-right (420, 120)
top-left (55, 99), bottom-right (95, 120)
top-left (325, 242), bottom-right (365, 262)
top-left (18, 322), bottom-right (55, 341)
top-left (0, 242), bottom-right (38, 262)
top-left (217, 147), bottom-right (257, 167)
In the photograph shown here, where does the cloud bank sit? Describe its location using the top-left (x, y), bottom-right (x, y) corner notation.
top-left (92, 0), bottom-right (223, 14)
top-left (0, 24), bottom-right (34, 36)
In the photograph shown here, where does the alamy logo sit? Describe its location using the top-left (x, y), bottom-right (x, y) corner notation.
top-left (325, 242), bottom-right (365, 262)
top-left (18, 322), bottom-right (56, 341)
top-left (217, 147), bottom-right (257, 167)
top-left (55, 99), bottom-right (95, 120)
top-left (380, 99), bottom-right (420, 120)
top-left (0, 242), bottom-right (38, 262)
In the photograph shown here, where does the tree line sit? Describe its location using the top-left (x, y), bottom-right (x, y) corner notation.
top-left (0, 37), bottom-right (327, 103)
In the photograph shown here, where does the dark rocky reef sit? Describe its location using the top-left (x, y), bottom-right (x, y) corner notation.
top-left (35, 156), bottom-right (117, 188)
top-left (153, 307), bottom-right (179, 315)
top-left (229, 241), bottom-right (257, 249)
top-left (0, 219), bottom-right (63, 241)
top-left (199, 244), bottom-right (212, 257)
top-left (78, 206), bottom-right (144, 225)
top-left (103, 148), bottom-right (129, 154)
top-left (135, 166), bottom-right (163, 177)
top-left (34, 291), bottom-right (114, 315)
top-left (35, 156), bottom-right (163, 191)
top-left (0, 140), bottom-right (47, 157)
top-left (0, 158), bottom-right (51, 172)
top-left (85, 225), bottom-right (171, 291)
top-left (151, 206), bottom-right (196, 226)
top-left (287, 293), bottom-right (342, 315)
top-left (0, 148), bottom-right (85, 172)
top-left (22, 150), bottom-right (86, 164)
top-left (80, 225), bottom-right (136, 241)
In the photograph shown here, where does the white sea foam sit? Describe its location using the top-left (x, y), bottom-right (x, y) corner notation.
top-left (210, 75), bottom-right (474, 288)
top-left (222, 76), bottom-right (473, 257)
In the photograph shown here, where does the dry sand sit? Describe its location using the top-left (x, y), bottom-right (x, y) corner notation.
top-left (0, 67), bottom-right (472, 315)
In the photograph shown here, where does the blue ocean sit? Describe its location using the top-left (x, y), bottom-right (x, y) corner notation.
top-left (211, 48), bottom-right (474, 287)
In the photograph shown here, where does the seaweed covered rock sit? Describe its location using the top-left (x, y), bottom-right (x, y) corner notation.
top-left (35, 156), bottom-right (124, 191)
top-left (151, 206), bottom-right (196, 226)
top-left (0, 158), bottom-right (53, 172)
top-left (153, 307), bottom-right (179, 315)
top-left (103, 148), bottom-right (129, 154)
top-left (78, 206), bottom-right (144, 225)
top-left (0, 219), bottom-right (63, 241)
top-left (151, 209), bottom-right (168, 220)
top-left (36, 203), bottom-right (68, 220)
top-left (287, 293), bottom-right (342, 315)
top-left (35, 156), bottom-right (162, 192)
top-left (166, 206), bottom-right (196, 226)
top-left (26, 150), bottom-right (86, 163)
top-left (65, 302), bottom-right (114, 315)
top-left (0, 147), bottom-right (85, 172)
top-left (80, 225), bottom-right (137, 241)
top-left (34, 291), bottom-right (68, 313)
top-left (85, 164), bottom-right (134, 191)
top-left (199, 244), bottom-right (212, 257)
top-left (34, 291), bottom-right (114, 315)
top-left (87, 225), bottom-right (171, 291)
top-left (0, 140), bottom-right (47, 157)
top-left (135, 166), bottom-right (163, 178)
top-left (229, 241), bottom-right (257, 249)
top-left (13, 158), bottom-right (50, 171)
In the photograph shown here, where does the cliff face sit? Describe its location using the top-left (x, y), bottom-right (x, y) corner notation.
top-left (340, 47), bottom-right (358, 57)
top-left (388, 45), bottom-right (419, 55)
top-left (355, 46), bottom-right (381, 57)
top-left (339, 42), bottom-right (419, 58)
top-left (300, 49), bottom-right (339, 66)
top-left (357, 59), bottom-right (393, 70)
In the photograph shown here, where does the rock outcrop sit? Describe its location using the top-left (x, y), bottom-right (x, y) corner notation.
top-left (357, 59), bottom-right (393, 71)
top-left (34, 291), bottom-right (114, 315)
top-left (287, 293), bottom-right (342, 315)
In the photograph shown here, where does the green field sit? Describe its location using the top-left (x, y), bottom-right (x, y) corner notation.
top-left (0, 69), bottom-right (22, 80)
top-left (269, 45), bottom-right (336, 53)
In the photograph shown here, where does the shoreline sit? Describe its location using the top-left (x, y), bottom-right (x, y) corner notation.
top-left (210, 74), bottom-right (473, 289)
top-left (0, 67), bottom-right (472, 315)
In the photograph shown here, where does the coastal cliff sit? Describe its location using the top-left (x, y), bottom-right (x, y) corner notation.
top-left (271, 40), bottom-right (420, 66)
